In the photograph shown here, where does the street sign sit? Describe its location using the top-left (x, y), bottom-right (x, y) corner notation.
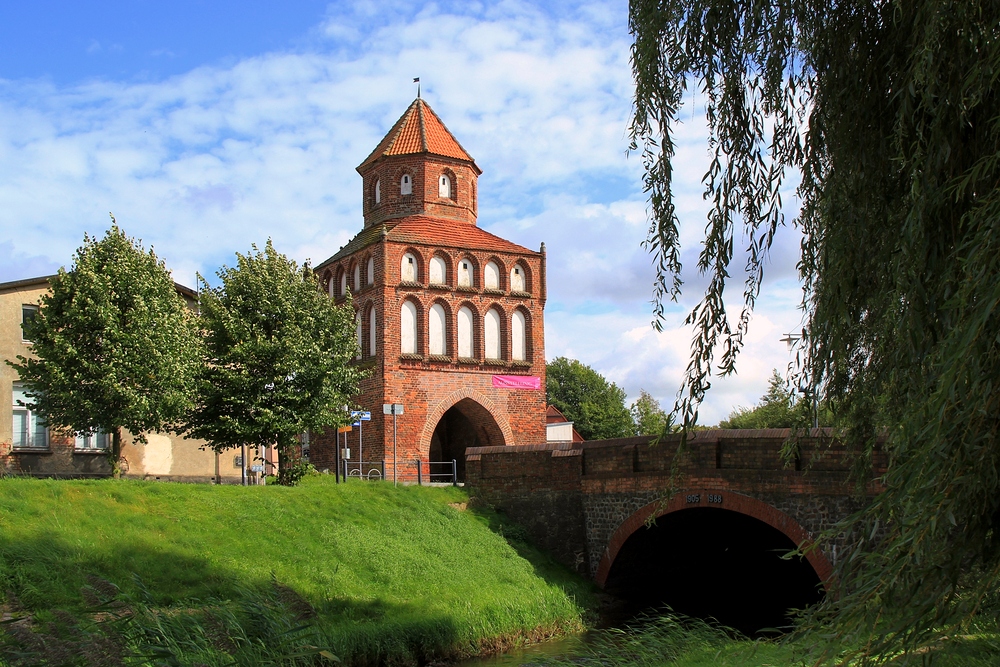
top-left (382, 403), bottom-right (404, 415)
top-left (337, 425), bottom-right (352, 433)
top-left (250, 464), bottom-right (264, 473)
top-left (351, 421), bottom-right (361, 427)
top-left (351, 410), bottom-right (372, 421)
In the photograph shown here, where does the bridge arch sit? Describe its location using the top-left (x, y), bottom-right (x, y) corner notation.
top-left (595, 490), bottom-right (833, 591)
top-left (596, 490), bottom-right (833, 633)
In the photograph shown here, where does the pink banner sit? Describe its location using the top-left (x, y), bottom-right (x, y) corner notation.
top-left (492, 375), bottom-right (541, 390)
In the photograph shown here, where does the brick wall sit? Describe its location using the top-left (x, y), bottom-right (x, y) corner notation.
top-left (311, 230), bottom-right (548, 480)
top-left (466, 429), bottom-right (881, 582)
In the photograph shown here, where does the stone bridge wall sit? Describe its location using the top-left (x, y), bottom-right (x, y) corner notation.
top-left (466, 429), bottom-right (877, 581)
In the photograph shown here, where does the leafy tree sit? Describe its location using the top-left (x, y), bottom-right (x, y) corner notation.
top-left (718, 370), bottom-right (823, 429)
top-left (546, 357), bottom-right (632, 440)
top-left (8, 220), bottom-right (201, 476)
top-left (630, 389), bottom-right (674, 436)
top-left (183, 240), bottom-right (363, 486)
top-left (630, 0), bottom-right (1000, 659)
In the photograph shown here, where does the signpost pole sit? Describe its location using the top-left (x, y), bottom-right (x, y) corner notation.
top-left (359, 418), bottom-right (363, 478)
top-left (393, 407), bottom-right (398, 486)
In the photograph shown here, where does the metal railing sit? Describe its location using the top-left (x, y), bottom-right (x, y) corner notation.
top-left (343, 460), bottom-right (385, 481)
top-left (415, 459), bottom-right (458, 486)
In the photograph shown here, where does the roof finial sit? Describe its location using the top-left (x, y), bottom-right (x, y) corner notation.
top-left (413, 77), bottom-right (420, 99)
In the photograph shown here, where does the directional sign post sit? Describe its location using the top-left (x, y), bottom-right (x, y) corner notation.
top-left (383, 403), bottom-right (404, 485)
top-left (350, 411), bottom-right (371, 478)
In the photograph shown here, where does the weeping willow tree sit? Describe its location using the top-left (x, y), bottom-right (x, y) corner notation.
top-left (629, 0), bottom-right (1000, 661)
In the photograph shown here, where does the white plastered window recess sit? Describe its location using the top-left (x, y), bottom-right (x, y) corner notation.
top-left (429, 303), bottom-right (447, 356)
top-left (439, 174), bottom-right (452, 198)
top-left (400, 174), bottom-right (412, 195)
top-left (485, 308), bottom-right (501, 360)
top-left (458, 259), bottom-right (473, 287)
top-left (401, 253), bottom-right (417, 283)
top-left (510, 264), bottom-right (526, 292)
top-left (400, 301), bottom-right (418, 354)
top-left (484, 261), bottom-right (500, 290)
top-left (429, 256), bottom-right (447, 285)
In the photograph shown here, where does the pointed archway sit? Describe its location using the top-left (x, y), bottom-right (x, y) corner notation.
top-left (427, 397), bottom-right (506, 482)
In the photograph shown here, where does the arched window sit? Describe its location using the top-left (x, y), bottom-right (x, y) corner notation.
top-left (340, 271), bottom-right (348, 296)
top-left (327, 274), bottom-right (335, 298)
top-left (354, 312), bottom-right (362, 360)
top-left (429, 255), bottom-right (446, 285)
top-left (374, 178), bottom-right (381, 205)
top-left (510, 264), bottom-right (526, 292)
top-left (401, 252), bottom-right (417, 283)
top-left (400, 301), bottom-right (418, 354)
top-left (484, 261), bottom-right (500, 290)
top-left (366, 256), bottom-right (374, 285)
top-left (353, 263), bottom-right (360, 291)
top-left (429, 303), bottom-right (447, 356)
top-left (368, 306), bottom-right (377, 357)
top-left (512, 310), bottom-right (527, 361)
top-left (485, 308), bottom-right (501, 359)
top-left (458, 258), bottom-right (473, 287)
top-left (458, 306), bottom-right (474, 358)
top-left (439, 173), bottom-right (451, 198)
top-left (400, 174), bottom-right (412, 195)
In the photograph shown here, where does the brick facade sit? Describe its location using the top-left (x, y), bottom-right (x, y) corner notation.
top-left (310, 99), bottom-right (547, 480)
top-left (465, 429), bottom-right (883, 586)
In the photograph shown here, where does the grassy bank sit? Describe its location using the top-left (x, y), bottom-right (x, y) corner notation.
top-left (0, 475), bottom-right (594, 665)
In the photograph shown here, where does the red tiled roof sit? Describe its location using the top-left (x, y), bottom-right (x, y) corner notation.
top-left (317, 216), bottom-right (538, 268)
top-left (385, 217), bottom-right (535, 255)
top-left (357, 99), bottom-right (478, 172)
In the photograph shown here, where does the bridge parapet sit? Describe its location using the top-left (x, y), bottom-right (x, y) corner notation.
top-left (467, 429), bottom-right (880, 580)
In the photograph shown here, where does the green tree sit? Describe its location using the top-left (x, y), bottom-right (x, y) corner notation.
top-left (630, 0), bottom-right (1000, 659)
top-left (8, 220), bottom-right (201, 476)
top-left (630, 389), bottom-right (673, 436)
top-left (546, 357), bottom-right (632, 440)
top-left (718, 369), bottom-right (820, 429)
top-left (183, 240), bottom-right (363, 486)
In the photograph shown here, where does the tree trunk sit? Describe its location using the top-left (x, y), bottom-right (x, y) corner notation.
top-left (111, 428), bottom-right (122, 479)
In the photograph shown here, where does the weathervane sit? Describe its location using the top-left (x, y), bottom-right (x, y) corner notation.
top-left (413, 77), bottom-right (420, 98)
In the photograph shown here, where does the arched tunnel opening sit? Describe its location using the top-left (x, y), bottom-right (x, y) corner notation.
top-left (603, 508), bottom-right (825, 636)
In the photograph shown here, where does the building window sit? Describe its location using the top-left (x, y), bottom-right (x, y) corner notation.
top-left (12, 382), bottom-right (47, 449)
top-left (485, 308), bottom-right (501, 360)
top-left (512, 310), bottom-right (527, 361)
top-left (401, 300), bottom-right (418, 354)
top-left (458, 306), bottom-right (474, 358)
top-left (401, 253), bottom-right (417, 283)
top-left (21, 305), bottom-right (38, 342)
top-left (429, 255), bottom-right (447, 285)
top-left (327, 275), bottom-right (336, 298)
top-left (355, 312), bottom-right (362, 360)
top-left (401, 174), bottom-right (412, 195)
top-left (439, 174), bottom-right (451, 198)
top-left (374, 178), bottom-right (381, 205)
top-left (484, 261), bottom-right (500, 290)
top-left (369, 306), bottom-right (377, 357)
top-left (76, 431), bottom-right (110, 451)
top-left (510, 264), bottom-right (526, 292)
top-left (429, 303), bottom-right (447, 356)
top-left (458, 259), bottom-right (473, 287)
top-left (366, 257), bottom-right (375, 285)
top-left (353, 263), bottom-right (361, 291)
top-left (340, 271), bottom-right (348, 296)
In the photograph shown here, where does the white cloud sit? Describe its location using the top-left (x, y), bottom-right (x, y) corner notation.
top-left (0, 0), bottom-right (806, 427)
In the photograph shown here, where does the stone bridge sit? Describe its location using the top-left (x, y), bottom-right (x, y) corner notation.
top-left (465, 429), bottom-right (881, 632)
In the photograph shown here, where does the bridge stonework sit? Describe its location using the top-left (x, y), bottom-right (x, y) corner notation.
top-left (466, 429), bottom-right (877, 588)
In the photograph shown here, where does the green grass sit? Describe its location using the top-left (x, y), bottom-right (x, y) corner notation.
top-left (0, 475), bottom-right (594, 665)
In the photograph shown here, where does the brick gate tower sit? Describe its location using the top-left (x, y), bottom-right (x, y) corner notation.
top-left (310, 98), bottom-right (547, 481)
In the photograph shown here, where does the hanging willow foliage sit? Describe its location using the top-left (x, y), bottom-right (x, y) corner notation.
top-left (629, 0), bottom-right (1000, 662)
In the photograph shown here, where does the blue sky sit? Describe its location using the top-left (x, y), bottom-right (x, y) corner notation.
top-left (0, 1), bottom-right (806, 424)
